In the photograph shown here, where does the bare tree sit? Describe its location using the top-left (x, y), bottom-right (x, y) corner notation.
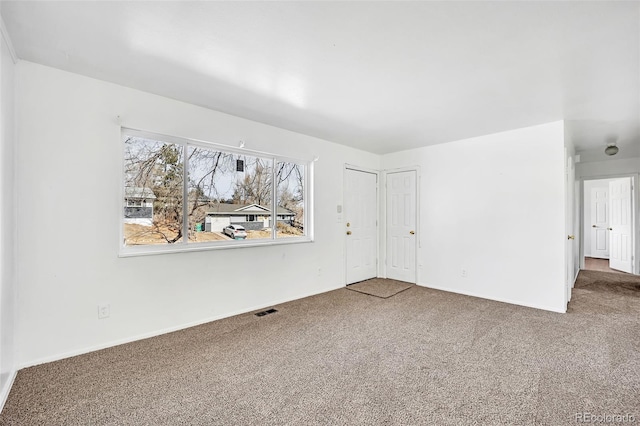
top-left (276, 162), bottom-right (304, 226)
top-left (186, 148), bottom-right (235, 235)
top-left (124, 138), bottom-right (183, 243)
top-left (232, 158), bottom-right (272, 206)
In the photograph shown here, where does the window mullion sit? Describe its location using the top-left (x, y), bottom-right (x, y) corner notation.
top-left (182, 143), bottom-right (189, 245)
top-left (271, 157), bottom-right (277, 240)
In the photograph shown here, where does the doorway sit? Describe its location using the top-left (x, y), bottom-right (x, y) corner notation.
top-left (344, 167), bottom-right (378, 284)
top-left (581, 176), bottom-right (636, 275)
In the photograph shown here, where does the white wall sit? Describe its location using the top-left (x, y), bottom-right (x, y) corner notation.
top-left (576, 157), bottom-right (640, 179)
top-left (15, 61), bottom-right (380, 367)
top-left (583, 178), bottom-right (617, 258)
top-left (0, 19), bottom-right (17, 408)
top-left (576, 146), bottom-right (640, 164)
top-left (382, 122), bottom-right (567, 312)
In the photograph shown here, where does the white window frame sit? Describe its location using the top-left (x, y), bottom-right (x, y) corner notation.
top-left (119, 128), bottom-right (314, 257)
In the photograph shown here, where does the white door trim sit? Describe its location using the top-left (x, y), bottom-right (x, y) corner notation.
top-left (382, 166), bottom-right (420, 284)
top-left (579, 173), bottom-right (638, 275)
top-left (343, 164), bottom-right (380, 285)
top-left (564, 150), bottom-right (574, 305)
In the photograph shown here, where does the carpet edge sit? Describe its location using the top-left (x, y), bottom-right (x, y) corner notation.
top-left (419, 282), bottom-right (567, 313)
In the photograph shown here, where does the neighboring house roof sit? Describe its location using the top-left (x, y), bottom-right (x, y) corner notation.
top-left (206, 203), bottom-right (295, 216)
top-left (125, 187), bottom-right (157, 199)
top-left (274, 207), bottom-right (296, 216)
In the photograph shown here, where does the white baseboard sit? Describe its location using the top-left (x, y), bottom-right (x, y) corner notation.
top-left (20, 284), bottom-right (344, 369)
top-left (417, 282), bottom-right (567, 314)
top-left (0, 369), bottom-right (17, 413)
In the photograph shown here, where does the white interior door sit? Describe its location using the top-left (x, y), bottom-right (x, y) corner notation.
top-left (386, 170), bottom-right (417, 283)
top-left (590, 186), bottom-right (610, 258)
top-left (344, 168), bottom-right (378, 284)
top-left (609, 177), bottom-right (633, 273)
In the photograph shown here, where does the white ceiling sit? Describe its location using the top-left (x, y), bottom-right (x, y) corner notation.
top-left (2, 1), bottom-right (639, 156)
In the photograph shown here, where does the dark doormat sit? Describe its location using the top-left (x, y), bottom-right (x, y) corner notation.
top-left (346, 278), bottom-right (414, 299)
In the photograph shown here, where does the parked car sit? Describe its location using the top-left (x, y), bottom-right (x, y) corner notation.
top-left (223, 225), bottom-right (247, 239)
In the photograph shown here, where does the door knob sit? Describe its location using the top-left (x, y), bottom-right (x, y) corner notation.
top-left (567, 235), bottom-right (575, 240)
top-left (346, 231), bottom-right (352, 235)
top-left (592, 225), bottom-right (597, 228)
top-left (409, 231), bottom-right (415, 235)
top-left (608, 227), bottom-right (613, 231)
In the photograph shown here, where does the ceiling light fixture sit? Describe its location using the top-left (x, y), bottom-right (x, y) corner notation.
top-left (605, 143), bottom-right (619, 156)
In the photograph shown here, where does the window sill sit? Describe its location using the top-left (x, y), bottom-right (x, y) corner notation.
top-left (119, 236), bottom-right (314, 258)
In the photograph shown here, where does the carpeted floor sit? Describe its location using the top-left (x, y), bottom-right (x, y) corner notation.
top-left (571, 270), bottom-right (640, 297)
top-left (346, 278), bottom-right (413, 298)
top-left (1, 271), bottom-right (639, 425)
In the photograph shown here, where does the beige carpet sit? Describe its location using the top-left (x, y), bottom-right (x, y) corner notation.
top-left (1, 271), bottom-right (639, 425)
top-left (571, 269), bottom-right (640, 297)
top-left (346, 278), bottom-right (413, 298)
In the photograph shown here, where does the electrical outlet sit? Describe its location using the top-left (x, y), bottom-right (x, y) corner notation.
top-left (98, 303), bottom-right (110, 319)
top-left (461, 269), bottom-right (467, 278)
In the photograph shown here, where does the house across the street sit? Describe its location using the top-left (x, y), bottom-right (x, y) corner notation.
top-left (204, 203), bottom-right (295, 232)
top-left (124, 187), bottom-right (156, 226)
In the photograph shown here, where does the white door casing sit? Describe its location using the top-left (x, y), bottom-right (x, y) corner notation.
top-left (565, 154), bottom-right (575, 303)
top-left (386, 170), bottom-right (417, 283)
top-left (344, 168), bottom-right (378, 284)
top-left (590, 186), bottom-right (609, 259)
top-left (609, 177), bottom-right (633, 273)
